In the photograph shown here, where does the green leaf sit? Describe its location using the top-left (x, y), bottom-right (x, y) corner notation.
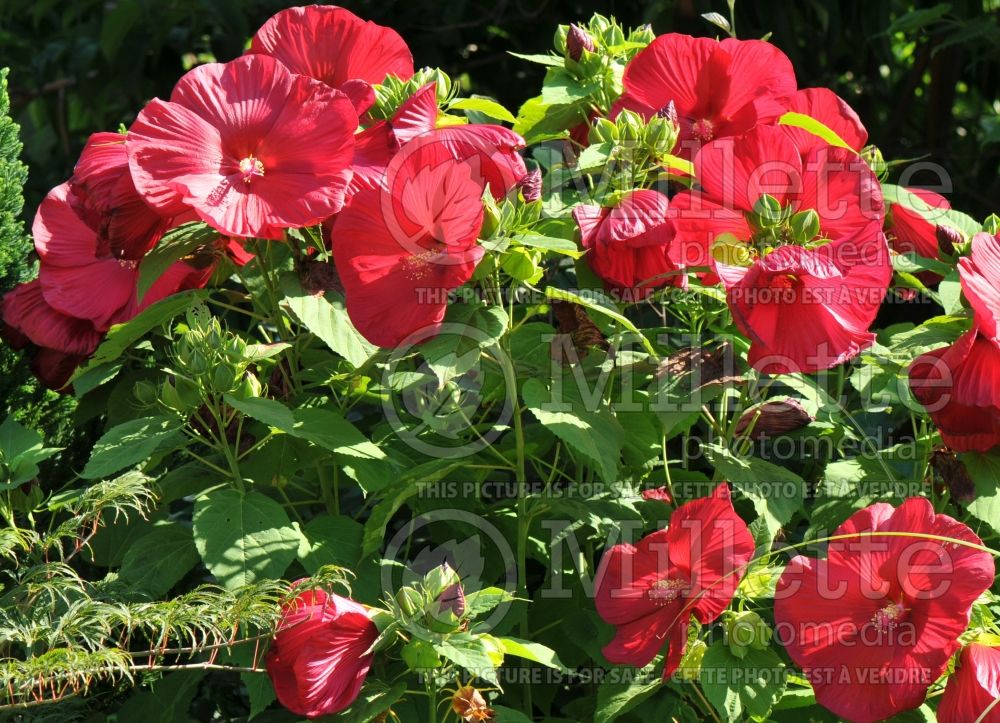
top-left (280, 273), bottom-right (376, 368)
top-left (435, 633), bottom-right (499, 684)
top-left (119, 522), bottom-right (199, 596)
top-left (74, 291), bottom-right (207, 375)
top-left (963, 451), bottom-right (1000, 535)
top-left (700, 642), bottom-right (787, 721)
top-left (299, 513), bottom-right (364, 573)
top-left (81, 416), bottom-right (183, 480)
top-left (450, 96), bottom-right (516, 123)
top-left (703, 443), bottom-right (804, 537)
top-left (224, 394), bottom-right (386, 462)
top-left (497, 636), bottom-right (567, 671)
top-left (494, 706), bottom-right (535, 722)
top-left (224, 394), bottom-right (296, 430)
top-left (540, 68), bottom-right (600, 105)
top-left (115, 671), bottom-right (206, 723)
top-left (137, 222), bottom-right (218, 302)
top-left (885, 3), bottom-right (951, 35)
top-left (192, 489), bottom-right (301, 589)
top-left (335, 682), bottom-right (407, 723)
top-left (594, 667), bottom-right (662, 723)
top-left (464, 587), bottom-right (516, 616)
top-left (292, 408), bottom-right (386, 461)
top-left (576, 141), bottom-right (614, 173)
top-left (778, 111), bottom-right (853, 150)
top-left (522, 378), bottom-right (624, 483)
top-left (513, 95), bottom-right (585, 145)
top-left (513, 232), bottom-right (583, 258)
top-left (507, 51), bottom-right (564, 67)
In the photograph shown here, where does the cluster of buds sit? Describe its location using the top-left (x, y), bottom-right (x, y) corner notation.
top-left (589, 108), bottom-right (679, 163)
top-left (554, 14), bottom-right (654, 66)
top-left (137, 309), bottom-right (268, 413)
top-left (370, 67), bottom-right (455, 121)
top-left (393, 563), bottom-right (469, 635)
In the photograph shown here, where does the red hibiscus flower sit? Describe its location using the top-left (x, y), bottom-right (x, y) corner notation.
top-left (613, 33), bottom-right (796, 156)
top-left (958, 231), bottom-right (1000, 340)
top-left (774, 498), bottom-right (995, 723)
top-left (249, 5), bottom-right (413, 115)
top-left (671, 125), bottom-right (888, 372)
top-left (573, 189), bottom-right (681, 301)
top-left (266, 587), bottom-right (379, 719)
top-left (939, 644), bottom-right (1000, 722)
top-left (594, 483), bottom-right (753, 678)
top-left (127, 54), bottom-right (357, 240)
top-left (909, 329), bottom-right (1000, 452)
top-left (782, 87), bottom-right (868, 155)
top-left (0, 280), bottom-right (102, 389)
top-left (332, 139), bottom-right (486, 348)
top-left (909, 231), bottom-right (1000, 451)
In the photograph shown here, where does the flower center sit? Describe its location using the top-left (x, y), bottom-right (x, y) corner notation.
top-left (871, 601), bottom-right (906, 631)
top-left (692, 118), bottom-right (714, 143)
top-left (238, 155), bottom-right (265, 184)
top-left (401, 249), bottom-right (440, 281)
top-left (647, 578), bottom-right (686, 606)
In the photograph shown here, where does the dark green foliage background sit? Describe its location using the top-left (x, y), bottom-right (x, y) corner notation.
top-left (0, 0), bottom-right (997, 462)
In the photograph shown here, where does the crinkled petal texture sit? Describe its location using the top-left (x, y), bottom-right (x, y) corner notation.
top-left (573, 189), bottom-right (680, 299)
top-left (959, 231), bottom-right (1000, 340)
top-left (775, 498), bottom-right (994, 723)
top-left (783, 87), bottom-right (868, 155)
top-left (333, 152), bottom-right (484, 348)
top-left (594, 484), bottom-right (753, 678)
top-left (909, 328), bottom-right (1000, 452)
top-left (266, 588), bottom-right (378, 719)
top-left (615, 34), bottom-right (795, 152)
top-left (721, 229), bottom-right (890, 373)
top-left (127, 54), bottom-right (357, 240)
top-left (939, 644), bottom-right (1000, 723)
top-left (249, 5), bottom-right (413, 114)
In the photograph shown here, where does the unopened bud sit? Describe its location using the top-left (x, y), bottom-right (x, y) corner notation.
top-left (936, 224), bottom-right (962, 256)
top-left (734, 398), bottom-right (812, 440)
top-left (657, 100), bottom-right (678, 125)
top-left (566, 24), bottom-right (595, 61)
top-left (677, 639), bottom-right (708, 680)
top-left (984, 214), bottom-right (1000, 236)
top-left (641, 486), bottom-right (673, 503)
top-left (518, 168), bottom-right (542, 203)
top-left (726, 611), bottom-right (772, 654)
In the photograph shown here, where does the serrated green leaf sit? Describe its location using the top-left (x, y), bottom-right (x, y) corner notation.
top-left (192, 489), bottom-right (301, 589)
top-left (119, 522), bottom-right (199, 596)
top-left (81, 416), bottom-right (183, 480)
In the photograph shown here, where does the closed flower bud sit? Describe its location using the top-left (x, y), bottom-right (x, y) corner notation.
top-left (566, 24), bottom-right (595, 61)
top-left (588, 117), bottom-right (618, 145)
top-left (861, 144), bottom-right (887, 181)
top-left (726, 611), bottom-right (772, 654)
top-left (518, 168), bottom-right (542, 203)
top-left (789, 209), bottom-right (820, 243)
top-left (677, 639), bottom-right (708, 680)
top-left (936, 224), bottom-right (962, 256)
top-left (752, 194), bottom-right (786, 228)
top-left (212, 365), bottom-right (237, 393)
top-left (985, 213), bottom-right (1000, 236)
top-left (395, 586), bottom-right (423, 618)
top-left (734, 398), bottom-right (812, 440)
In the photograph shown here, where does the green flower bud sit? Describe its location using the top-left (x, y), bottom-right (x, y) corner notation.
top-left (616, 109), bottom-right (643, 142)
top-left (186, 350), bottom-right (210, 376)
top-left (752, 194), bottom-right (786, 228)
top-left (211, 365), bottom-right (237, 394)
top-left (133, 381), bottom-right (158, 407)
top-left (789, 209), bottom-right (821, 243)
top-left (984, 214), bottom-right (1000, 236)
top-left (395, 586), bottom-right (424, 618)
top-left (644, 115), bottom-right (677, 156)
top-left (589, 117), bottom-right (618, 145)
top-left (678, 639), bottom-right (708, 680)
top-left (861, 145), bottom-right (887, 181)
top-left (553, 25), bottom-right (569, 55)
top-left (726, 611), bottom-right (772, 654)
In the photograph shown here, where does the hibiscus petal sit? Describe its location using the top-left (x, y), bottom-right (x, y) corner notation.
top-left (32, 183), bottom-right (99, 267)
top-left (696, 126), bottom-right (803, 212)
top-left (783, 88), bottom-right (868, 155)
